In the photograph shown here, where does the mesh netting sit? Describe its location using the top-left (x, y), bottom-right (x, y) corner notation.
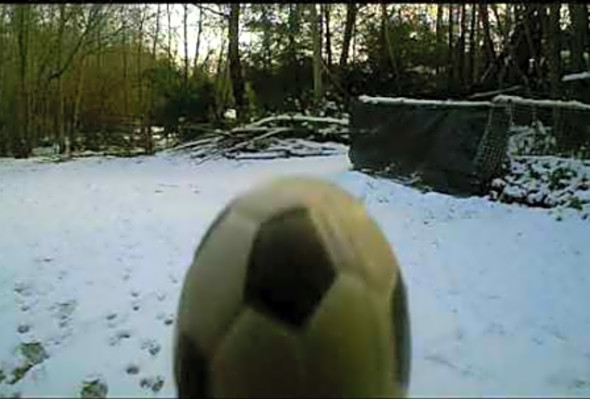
top-left (492, 96), bottom-right (590, 159)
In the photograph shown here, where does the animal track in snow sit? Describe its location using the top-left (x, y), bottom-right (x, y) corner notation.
top-left (139, 375), bottom-right (164, 393)
top-left (108, 330), bottom-right (132, 346)
top-left (140, 339), bottom-right (161, 356)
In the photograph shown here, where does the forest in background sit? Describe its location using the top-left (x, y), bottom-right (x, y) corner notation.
top-left (0, 3), bottom-right (588, 158)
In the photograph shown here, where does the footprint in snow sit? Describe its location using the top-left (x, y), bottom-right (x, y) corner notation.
top-left (108, 330), bottom-right (132, 346)
top-left (13, 282), bottom-right (34, 297)
top-left (125, 364), bottom-right (140, 375)
top-left (140, 375), bottom-right (164, 393)
top-left (50, 300), bottom-right (77, 328)
top-left (156, 312), bottom-right (175, 326)
top-left (104, 312), bottom-right (124, 329)
top-left (17, 324), bottom-right (30, 334)
top-left (140, 339), bottom-right (161, 356)
top-left (131, 301), bottom-right (141, 312)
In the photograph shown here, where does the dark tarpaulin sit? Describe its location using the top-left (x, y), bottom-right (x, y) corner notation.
top-left (349, 98), bottom-right (509, 195)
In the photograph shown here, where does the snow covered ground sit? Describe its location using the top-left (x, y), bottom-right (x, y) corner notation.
top-left (0, 151), bottom-right (589, 397)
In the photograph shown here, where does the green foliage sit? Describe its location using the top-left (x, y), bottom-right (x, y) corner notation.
top-left (0, 4), bottom-right (581, 155)
top-left (80, 379), bottom-right (108, 398)
top-left (568, 196), bottom-right (585, 211)
top-left (10, 364), bottom-right (32, 385)
top-left (548, 166), bottom-right (576, 190)
top-left (20, 342), bottom-right (49, 365)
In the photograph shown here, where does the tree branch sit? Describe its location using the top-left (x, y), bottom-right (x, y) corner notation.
top-left (193, 3), bottom-right (228, 20)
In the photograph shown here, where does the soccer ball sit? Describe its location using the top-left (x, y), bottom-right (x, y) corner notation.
top-left (174, 177), bottom-right (411, 397)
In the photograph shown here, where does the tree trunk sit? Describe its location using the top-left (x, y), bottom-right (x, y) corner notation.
top-left (215, 31), bottom-right (227, 117)
top-left (71, 55), bottom-right (86, 151)
top-left (137, 5), bottom-right (147, 151)
top-left (323, 4), bottom-right (332, 68)
top-left (505, 4), bottom-right (513, 47)
top-left (183, 3), bottom-right (188, 87)
top-left (152, 4), bottom-right (160, 58)
top-left (260, 6), bottom-right (272, 71)
top-left (287, 4), bottom-right (302, 102)
top-left (0, 11), bottom-right (5, 155)
top-left (339, 3), bottom-right (357, 68)
top-left (193, 5), bottom-right (203, 73)
top-left (166, 3), bottom-right (172, 64)
top-left (228, 4), bottom-right (246, 120)
top-left (479, 4), bottom-right (496, 68)
top-left (569, 4), bottom-right (588, 72)
top-left (447, 4), bottom-right (454, 91)
top-left (148, 4), bottom-right (161, 155)
top-left (436, 4), bottom-right (443, 77)
top-left (122, 8), bottom-right (129, 117)
top-left (56, 4), bottom-right (66, 155)
top-left (14, 5), bottom-right (31, 158)
top-left (458, 3), bottom-right (467, 89)
top-left (310, 4), bottom-right (323, 103)
top-left (382, 3), bottom-right (400, 92)
top-left (546, 3), bottom-right (561, 99)
top-left (468, 4), bottom-right (476, 86)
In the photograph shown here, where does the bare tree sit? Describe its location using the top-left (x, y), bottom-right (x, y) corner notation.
top-left (468, 4), bottom-right (477, 86)
top-left (228, 3), bottom-right (246, 119)
top-left (323, 4), bottom-right (332, 68)
top-left (183, 3), bottom-right (188, 87)
top-left (568, 4), bottom-right (589, 72)
top-left (458, 3), bottom-right (467, 89)
top-left (166, 3), bottom-right (172, 65)
top-left (119, 6), bottom-right (129, 116)
top-left (56, 4), bottom-right (67, 154)
top-left (546, 3), bottom-right (561, 99)
top-left (436, 4), bottom-right (443, 77)
top-left (447, 4), bottom-right (454, 89)
top-left (193, 5), bottom-right (203, 73)
top-left (310, 3), bottom-right (323, 103)
top-left (13, 4), bottom-right (32, 157)
top-left (479, 4), bottom-right (496, 68)
top-left (339, 3), bottom-right (357, 68)
top-left (382, 3), bottom-right (400, 92)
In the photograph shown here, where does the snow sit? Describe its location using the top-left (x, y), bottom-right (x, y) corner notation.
top-left (562, 71), bottom-right (590, 82)
top-left (507, 122), bottom-right (556, 156)
top-left (358, 95), bottom-right (491, 107)
top-left (494, 94), bottom-right (590, 111)
top-left (1, 152), bottom-right (590, 397)
top-left (223, 108), bottom-right (237, 120)
top-left (246, 114), bottom-right (349, 128)
top-left (489, 154), bottom-right (590, 217)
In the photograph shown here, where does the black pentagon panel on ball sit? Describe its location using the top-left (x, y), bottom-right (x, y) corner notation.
top-left (245, 207), bottom-right (336, 328)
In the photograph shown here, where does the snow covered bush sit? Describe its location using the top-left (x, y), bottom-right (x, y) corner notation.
top-left (488, 155), bottom-right (590, 218)
top-left (508, 121), bottom-right (557, 157)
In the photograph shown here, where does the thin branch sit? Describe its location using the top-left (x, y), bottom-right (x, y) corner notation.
top-left (193, 3), bottom-right (228, 20)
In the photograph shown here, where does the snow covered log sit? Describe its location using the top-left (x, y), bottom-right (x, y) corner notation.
top-left (245, 114), bottom-right (349, 128)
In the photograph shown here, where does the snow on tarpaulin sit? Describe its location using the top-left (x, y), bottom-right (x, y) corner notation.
top-left (493, 94), bottom-right (590, 112)
top-left (358, 95), bottom-right (491, 107)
